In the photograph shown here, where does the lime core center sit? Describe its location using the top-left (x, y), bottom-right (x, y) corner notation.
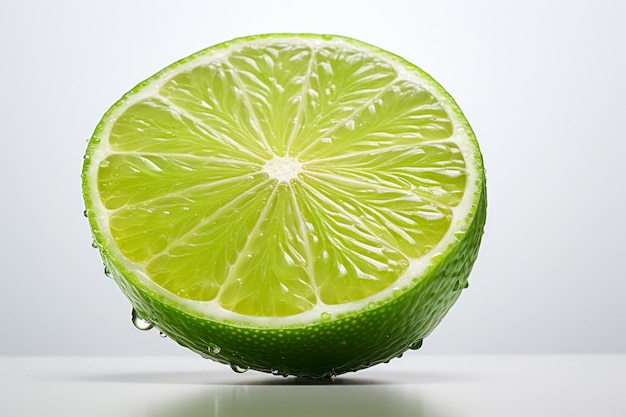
top-left (262, 156), bottom-right (303, 183)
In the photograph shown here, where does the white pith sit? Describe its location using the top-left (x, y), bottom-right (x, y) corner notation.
top-left (86, 35), bottom-right (481, 327)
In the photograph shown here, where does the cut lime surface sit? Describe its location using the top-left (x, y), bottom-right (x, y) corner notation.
top-left (83, 34), bottom-right (486, 376)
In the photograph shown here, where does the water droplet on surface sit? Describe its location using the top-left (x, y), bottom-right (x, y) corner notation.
top-left (103, 267), bottom-right (112, 278)
top-left (321, 312), bottom-right (331, 322)
top-left (271, 368), bottom-right (281, 375)
top-left (367, 302), bottom-right (376, 309)
top-left (207, 343), bottom-right (221, 354)
top-left (83, 210), bottom-right (88, 218)
top-left (344, 120), bottom-right (355, 130)
top-left (341, 340), bottom-right (347, 345)
top-left (320, 137), bottom-right (332, 144)
top-left (131, 309), bottom-right (153, 331)
top-left (230, 364), bottom-right (250, 373)
top-left (409, 339), bottom-right (423, 350)
top-left (159, 332), bottom-right (167, 338)
top-left (397, 353), bottom-right (403, 358)
top-left (463, 282), bottom-right (470, 289)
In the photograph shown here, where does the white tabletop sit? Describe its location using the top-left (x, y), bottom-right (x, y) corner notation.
top-left (1, 355), bottom-right (624, 417)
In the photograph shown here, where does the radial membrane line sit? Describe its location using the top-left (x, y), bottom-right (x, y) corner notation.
top-left (288, 185), bottom-right (318, 294)
top-left (224, 60), bottom-right (275, 157)
top-left (297, 190), bottom-right (391, 278)
top-left (304, 145), bottom-right (419, 165)
top-left (146, 179), bottom-right (272, 262)
top-left (303, 176), bottom-right (425, 251)
top-left (217, 185), bottom-right (279, 298)
top-left (295, 79), bottom-right (398, 159)
top-left (303, 169), bottom-right (446, 205)
top-left (155, 95), bottom-right (267, 163)
top-left (298, 180), bottom-right (402, 254)
top-left (110, 151), bottom-right (262, 167)
top-left (285, 48), bottom-right (316, 155)
top-left (110, 172), bottom-right (263, 214)
top-left (307, 168), bottom-right (452, 208)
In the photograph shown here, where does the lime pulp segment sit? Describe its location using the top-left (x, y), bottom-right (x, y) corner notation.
top-left (87, 35), bottom-right (478, 320)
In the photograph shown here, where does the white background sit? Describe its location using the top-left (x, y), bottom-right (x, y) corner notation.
top-left (1, 0), bottom-right (624, 355)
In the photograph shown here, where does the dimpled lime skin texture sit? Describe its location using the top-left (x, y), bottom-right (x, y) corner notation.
top-left (103, 185), bottom-right (485, 377)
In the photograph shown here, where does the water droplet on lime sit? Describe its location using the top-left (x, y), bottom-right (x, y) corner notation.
top-left (131, 309), bottom-right (153, 331)
top-left (409, 339), bottom-right (423, 350)
top-left (230, 364), bottom-right (250, 373)
top-left (207, 343), bottom-right (221, 354)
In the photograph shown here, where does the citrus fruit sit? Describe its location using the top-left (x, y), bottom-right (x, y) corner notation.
top-left (82, 33), bottom-right (486, 377)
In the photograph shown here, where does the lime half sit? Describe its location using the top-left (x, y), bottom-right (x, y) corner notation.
top-left (82, 34), bottom-right (486, 377)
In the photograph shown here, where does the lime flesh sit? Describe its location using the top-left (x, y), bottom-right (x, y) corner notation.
top-left (83, 34), bottom-right (486, 376)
